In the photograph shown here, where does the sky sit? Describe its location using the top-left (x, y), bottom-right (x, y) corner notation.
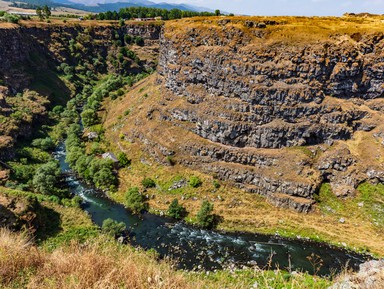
top-left (150, 0), bottom-right (384, 16)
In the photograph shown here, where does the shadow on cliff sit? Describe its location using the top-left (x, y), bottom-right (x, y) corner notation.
top-left (26, 51), bottom-right (71, 107)
top-left (35, 205), bottom-right (62, 242)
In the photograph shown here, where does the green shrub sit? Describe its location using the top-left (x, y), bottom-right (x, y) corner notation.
top-left (93, 167), bottom-right (117, 191)
top-left (141, 177), bottom-right (156, 188)
top-left (125, 187), bottom-right (147, 214)
top-left (117, 152), bottom-right (131, 167)
top-left (32, 137), bottom-right (55, 151)
top-left (134, 36), bottom-right (144, 46)
top-left (3, 13), bottom-right (20, 23)
top-left (213, 180), bottom-right (221, 189)
top-left (189, 176), bottom-right (202, 188)
top-left (90, 142), bottom-right (104, 154)
top-left (81, 108), bottom-right (98, 127)
top-left (124, 34), bottom-right (132, 44)
top-left (32, 161), bottom-right (62, 196)
top-left (52, 105), bottom-right (64, 115)
top-left (166, 155), bottom-right (175, 166)
top-left (167, 199), bottom-right (187, 220)
top-left (196, 201), bottom-right (214, 229)
top-left (102, 218), bottom-right (126, 237)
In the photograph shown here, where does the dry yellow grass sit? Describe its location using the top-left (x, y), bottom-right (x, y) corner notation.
top-left (165, 15), bottom-right (384, 45)
top-left (0, 228), bottom-right (186, 288)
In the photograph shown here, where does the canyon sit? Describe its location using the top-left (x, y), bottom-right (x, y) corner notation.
top-left (1, 17), bottom-right (384, 213)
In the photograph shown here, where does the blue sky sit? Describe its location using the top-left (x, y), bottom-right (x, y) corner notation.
top-left (151, 0), bottom-right (384, 16)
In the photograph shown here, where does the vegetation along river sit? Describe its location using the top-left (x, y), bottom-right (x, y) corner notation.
top-left (54, 144), bottom-right (371, 276)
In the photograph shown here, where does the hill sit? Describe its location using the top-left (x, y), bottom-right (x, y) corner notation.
top-left (1, 0), bottom-right (214, 13)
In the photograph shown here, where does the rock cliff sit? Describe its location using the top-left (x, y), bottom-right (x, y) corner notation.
top-left (112, 17), bottom-right (384, 211)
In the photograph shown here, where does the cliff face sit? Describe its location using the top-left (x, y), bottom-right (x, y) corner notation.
top-left (158, 18), bottom-right (383, 149)
top-left (116, 17), bottom-right (384, 211)
top-left (0, 23), bottom-right (161, 90)
top-left (0, 22), bottom-right (161, 160)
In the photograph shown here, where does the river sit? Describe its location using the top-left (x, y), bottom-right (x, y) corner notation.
top-left (54, 144), bottom-right (371, 276)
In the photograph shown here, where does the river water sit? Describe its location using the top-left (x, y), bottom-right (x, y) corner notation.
top-left (54, 144), bottom-right (370, 276)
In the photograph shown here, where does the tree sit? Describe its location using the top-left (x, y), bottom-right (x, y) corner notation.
top-left (215, 9), bottom-right (221, 16)
top-left (36, 7), bottom-right (43, 21)
top-left (189, 176), bottom-right (202, 188)
top-left (141, 177), bottom-right (156, 188)
top-left (81, 108), bottom-right (98, 127)
top-left (117, 152), bottom-right (131, 167)
top-left (32, 137), bottom-right (55, 151)
top-left (43, 5), bottom-right (51, 19)
top-left (32, 161), bottom-right (61, 195)
top-left (134, 36), bottom-right (144, 46)
top-left (93, 167), bottom-right (117, 190)
top-left (196, 201), bottom-right (215, 229)
top-left (125, 187), bottom-right (147, 214)
top-left (65, 145), bottom-right (85, 167)
top-left (167, 199), bottom-right (187, 220)
top-left (75, 155), bottom-right (92, 176)
top-left (102, 218), bottom-right (126, 237)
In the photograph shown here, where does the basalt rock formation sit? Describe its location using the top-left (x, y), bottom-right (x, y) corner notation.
top-left (113, 17), bottom-right (384, 212)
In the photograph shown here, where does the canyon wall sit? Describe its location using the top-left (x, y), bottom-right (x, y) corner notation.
top-left (136, 17), bottom-right (384, 211)
top-left (158, 19), bottom-right (384, 149)
top-left (0, 22), bottom-right (161, 160)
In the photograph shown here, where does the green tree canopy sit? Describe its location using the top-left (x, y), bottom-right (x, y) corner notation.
top-left (102, 218), bottom-right (126, 237)
top-left (167, 199), bottom-right (187, 220)
top-left (81, 108), bottom-right (98, 127)
top-left (196, 201), bottom-right (215, 229)
top-left (125, 187), bottom-right (147, 214)
top-left (32, 161), bottom-right (61, 195)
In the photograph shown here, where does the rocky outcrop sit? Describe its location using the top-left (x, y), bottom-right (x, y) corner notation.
top-left (0, 193), bottom-right (39, 232)
top-left (329, 259), bottom-right (384, 289)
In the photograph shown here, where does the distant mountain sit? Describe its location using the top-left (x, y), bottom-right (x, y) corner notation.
top-left (9, 0), bottom-right (215, 13)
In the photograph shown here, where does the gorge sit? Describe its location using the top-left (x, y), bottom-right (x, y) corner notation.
top-left (0, 15), bottom-right (384, 288)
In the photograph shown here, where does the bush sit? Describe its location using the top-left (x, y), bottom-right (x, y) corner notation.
top-left (117, 152), bottom-right (131, 167)
top-left (189, 176), bottom-right (202, 188)
top-left (32, 161), bottom-right (61, 196)
top-left (167, 199), bottom-right (187, 220)
top-left (196, 201), bottom-right (214, 229)
top-left (93, 167), bottom-right (117, 191)
top-left (124, 34), bottom-right (132, 44)
top-left (166, 155), bottom-right (175, 166)
top-left (32, 137), bottom-right (55, 151)
top-left (134, 36), bottom-right (144, 46)
top-left (102, 218), bottom-right (126, 237)
top-left (52, 105), bottom-right (64, 115)
top-left (141, 177), bottom-right (156, 188)
top-left (81, 108), bottom-right (98, 127)
top-left (213, 180), bottom-right (221, 189)
top-left (125, 187), bottom-right (147, 214)
top-left (3, 13), bottom-right (20, 23)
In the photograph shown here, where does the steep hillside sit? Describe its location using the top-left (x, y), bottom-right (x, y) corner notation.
top-left (105, 16), bottom-right (384, 212)
top-left (0, 21), bottom-right (161, 162)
